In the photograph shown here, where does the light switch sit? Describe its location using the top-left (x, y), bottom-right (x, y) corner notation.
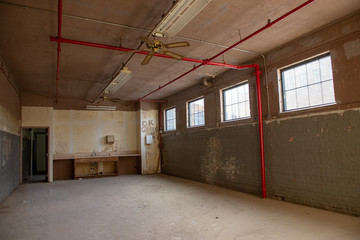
top-left (146, 135), bottom-right (153, 144)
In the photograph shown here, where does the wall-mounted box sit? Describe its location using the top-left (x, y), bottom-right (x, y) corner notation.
top-left (146, 135), bottom-right (153, 145)
top-left (106, 135), bottom-right (115, 144)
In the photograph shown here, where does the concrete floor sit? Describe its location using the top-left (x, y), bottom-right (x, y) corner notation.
top-left (0, 175), bottom-right (359, 240)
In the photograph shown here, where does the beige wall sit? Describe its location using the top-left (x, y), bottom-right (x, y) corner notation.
top-left (21, 107), bottom-right (142, 180)
top-left (140, 102), bottom-right (160, 174)
top-left (0, 56), bottom-right (20, 135)
top-left (0, 105), bottom-right (20, 136)
top-left (22, 106), bottom-right (53, 127)
top-left (53, 110), bottom-right (138, 154)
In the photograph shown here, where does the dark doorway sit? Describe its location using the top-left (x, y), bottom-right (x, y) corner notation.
top-left (22, 128), bottom-right (48, 183)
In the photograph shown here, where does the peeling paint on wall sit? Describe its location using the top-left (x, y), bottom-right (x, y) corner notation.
top-left (201, 137), bottom-right (222, 183)
top-left (53, 110), bottom-right (138, 154)
top-left (0, 56), bottom-right (20, 203)
top-left (140, 109), bottom-right (160, 174)
top-left (0, 105), bottom-right (20, 136)
top-left (343, 39), bottom-right (360, 60)
top-left (22, 107), bottom-right (53, 127)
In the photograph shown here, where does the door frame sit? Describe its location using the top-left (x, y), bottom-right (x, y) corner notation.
top-left (20, 127), bottom-right (50, 183)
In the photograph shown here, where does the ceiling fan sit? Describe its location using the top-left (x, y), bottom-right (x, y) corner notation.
top-left (93, 95), bottom-right (128, 105)
top-left (141, 37), bottom-right (190, 65)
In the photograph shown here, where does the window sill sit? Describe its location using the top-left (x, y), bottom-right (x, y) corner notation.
top-left (220, 117), bottom-right (253, 126)
top-left (275, 102), bottom-right (339, 120)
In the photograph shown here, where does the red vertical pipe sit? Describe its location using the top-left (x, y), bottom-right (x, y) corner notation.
top-left (55, 0), bottom-right (62, 103)
top-left (158, 103), bottom-right (163, 172)
top-left (254, 64), bottom-right (266, 198)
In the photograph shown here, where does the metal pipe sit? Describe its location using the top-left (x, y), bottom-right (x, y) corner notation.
top-left (140, 64), bottom-right (204, 100)
top-left (209, 0), bottom-right (315, 62)
top-left (50, 37), bottom-right (251, 70)
top-left (49, 0), bottom-right (315, 197)
top-left (0, 1), bottom-right (263, 56)
top-left (55, 0), bottom-right (62, 103)
top-left (254, 64), bottom-right (266, 198)
top-left (158, 103), bottom-right (163, 172)
top-left (139, 0), bottom-right (315, 100)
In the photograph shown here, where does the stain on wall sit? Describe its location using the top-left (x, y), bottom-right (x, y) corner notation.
top-left (265, 109), bottom-right (360, 216)
top-left (0, 56), bottom-right (20, 203)
top-left (343, 39), bottom-right (360, 60)
top-left (161, 14), bottom-right (360, 216)
top-left (140, 106), bottom-right (160, 174)
top-left (0, 130), bottom-right (20, 203)
top-left (53, 110), bottom-right (138, 154)
top-left (163, 124), bottom-right (261, 195)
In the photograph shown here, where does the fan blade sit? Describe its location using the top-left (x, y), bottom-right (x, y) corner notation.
top-left (164, 51), bottom-right (183, 60)
top-left (164, 41), bottom-right (190, 48)
top-left (142, 37), bottom-right (154, 46)
top-left (141, 52), bottom-right (154, 65)
top-left (117, 49), bottom-right (142, 54)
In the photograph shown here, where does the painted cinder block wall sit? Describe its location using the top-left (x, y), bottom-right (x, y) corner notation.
top-left (161, 13), bottom-right (360, 216)
top-left (0, 56), bottom-right (21, 203)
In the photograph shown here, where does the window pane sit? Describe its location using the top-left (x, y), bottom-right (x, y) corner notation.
top-left (296, 87), bottom-right (309, 108)
top-left (188, 98), bottom-right (205, 127)
top-left (245, 101), bottom-right (250, 116)
top-left (295, 65), bottom-right (307, 88)
top-left (322, 81), bottom-right (335, 104)
top-left (281, 54), bottom-right (335, 111)
top-left (284, 90), bottom-right (297, 110)
top-left (306, 61), bottom-right (320, 84)
top-left (165, 108), bottom-right (176, 131)
top-left (222, 83), bottom-right (250, 121)
top-left (225, 106), bottom-right (232, 121)
top-left (308, 84), bottom-right (322, 106)
top-left (320, 56), bottom-right (333, 81)
top-left (231, 89), bottom-right (238, 103)
top-left (239, 102), bottom-right (245, 118)
top-left (283, 69), bottom-right (296, 90)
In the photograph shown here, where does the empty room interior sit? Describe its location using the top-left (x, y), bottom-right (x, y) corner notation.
top-left (1, 0), bottom-right (360, 239)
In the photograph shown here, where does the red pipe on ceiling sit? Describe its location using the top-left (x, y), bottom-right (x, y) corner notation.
top-left (55, 0), bottom-right (62, 103)
top-left (51, 0), bottom-right (316, 198)
top-left (139, 0), bottom-right (316, 100)
top-left (136, 0), bottom-right (315, 199)
top-left (50, 37), bottom-right (247, 70)
top-left (209, 0), bottom-right (316, 62)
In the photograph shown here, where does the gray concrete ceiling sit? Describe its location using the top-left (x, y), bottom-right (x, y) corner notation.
top-left (0, 0), bottom-right (359, 109)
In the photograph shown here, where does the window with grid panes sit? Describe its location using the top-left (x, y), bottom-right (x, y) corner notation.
top-left (165, 107), bottom-right (176, 131)
top-left (280, 54), bottom-right (335, 111)
top-left (188, 98), bottom-right (204, 127)
top-left (222, 82), bottom-right (250, 121)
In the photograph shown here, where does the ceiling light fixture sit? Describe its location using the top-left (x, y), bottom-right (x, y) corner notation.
top-left (152, 0), bottom-right (212, 38)
top-left (86, 105), bottom-right (117, 111)
top-left (104, 67), bottom-right (133, 95)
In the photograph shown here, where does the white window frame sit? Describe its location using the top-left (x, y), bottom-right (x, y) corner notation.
top-left (279, 53), bottom-right (336, 112)
top-left (164, 107), bottom-right (176, 131)
top-left (221, 81), bottom-right (251, 122)
top-left (187, 97), bottom-right (205, 128)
